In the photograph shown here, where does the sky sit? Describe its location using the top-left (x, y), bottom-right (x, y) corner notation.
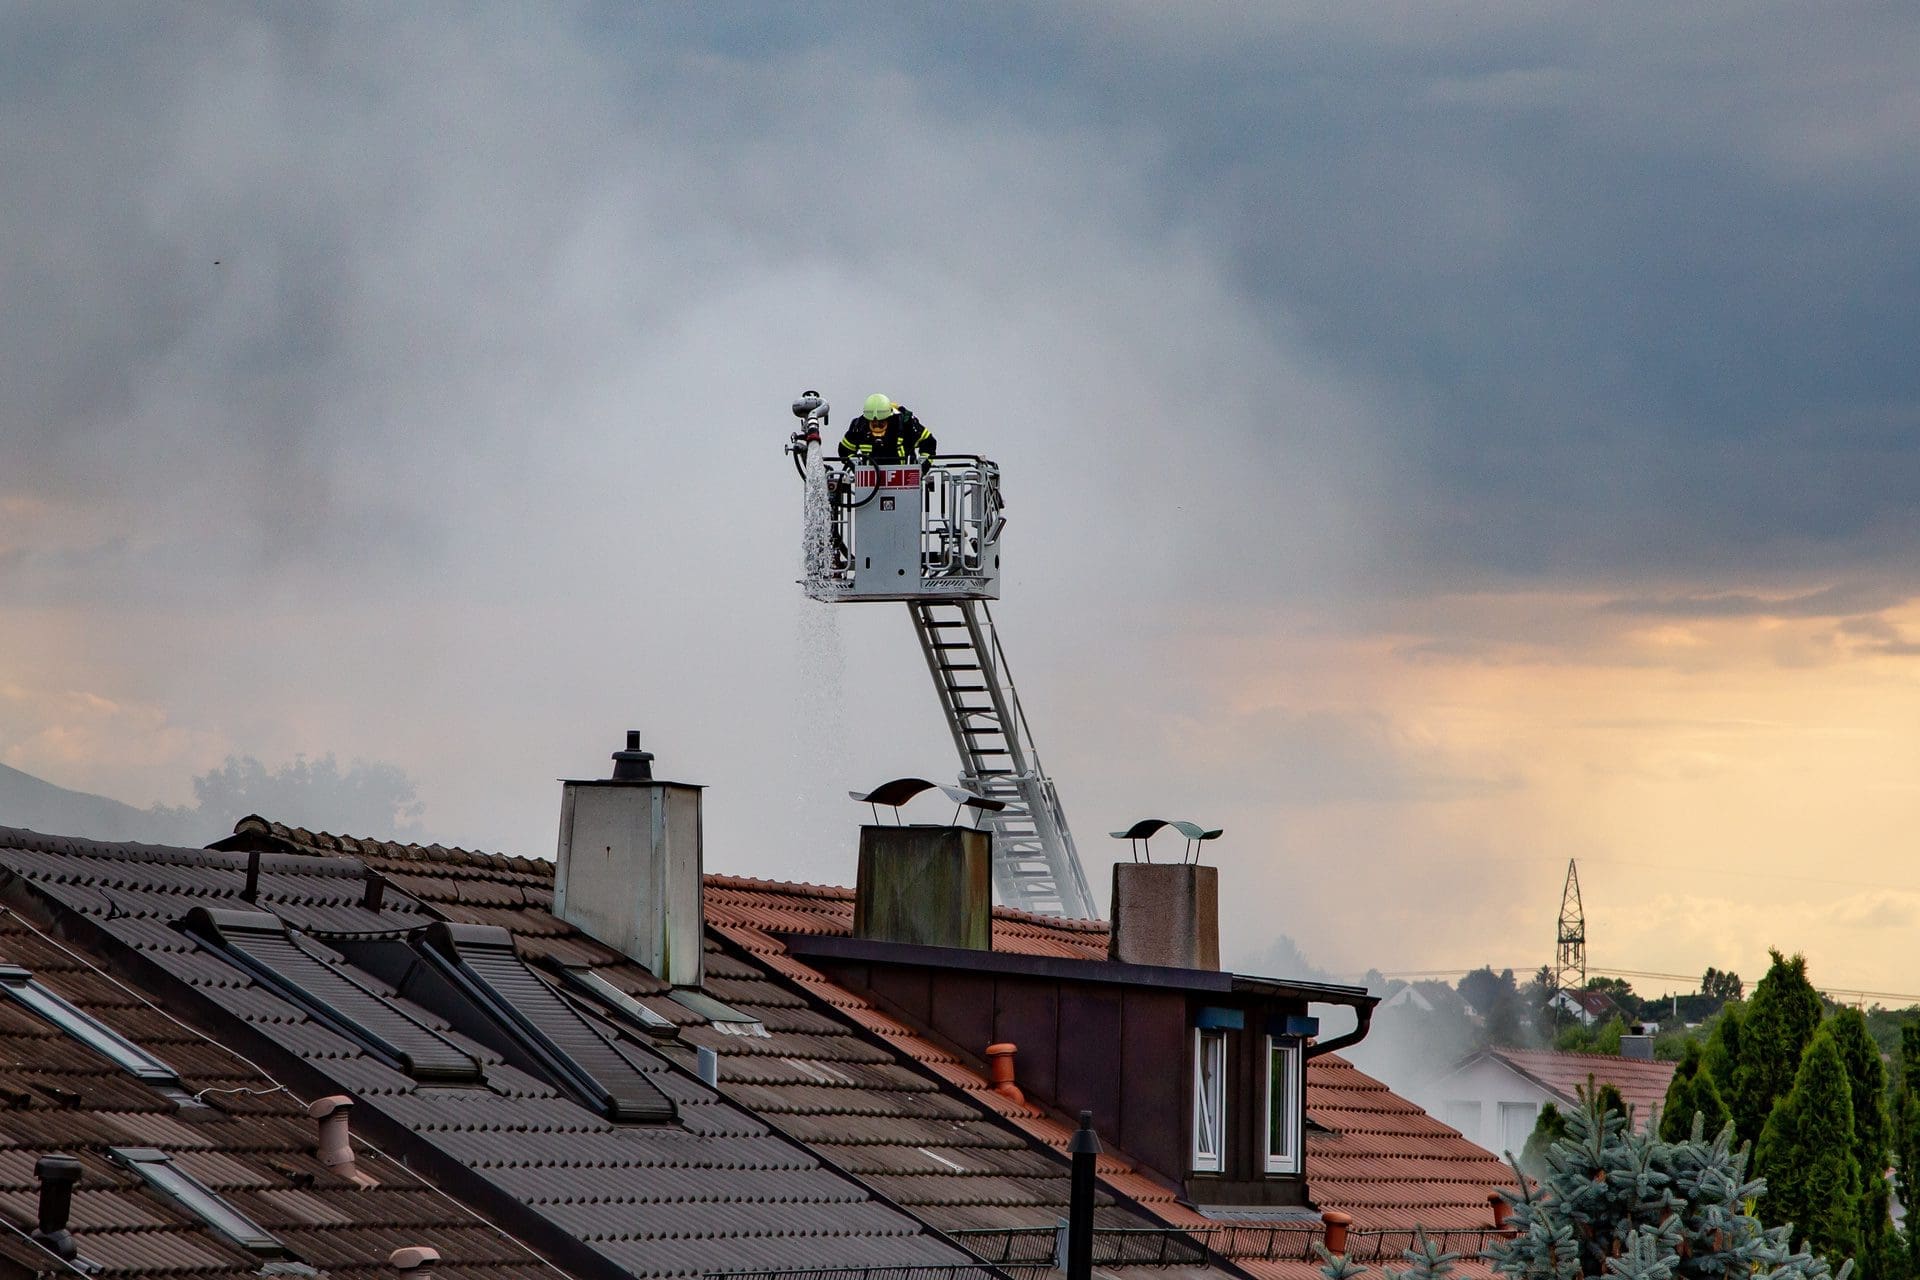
top-left (3, 3), bottom-right (1920, 998)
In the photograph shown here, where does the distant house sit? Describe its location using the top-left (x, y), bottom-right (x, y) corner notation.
top-left (1380, 978), bottom-right (1473, 1019)
top-left (1425, 1046), bottom-right (1678, 1158)
top-left (1547, 987), bottom-right (1621, 1026)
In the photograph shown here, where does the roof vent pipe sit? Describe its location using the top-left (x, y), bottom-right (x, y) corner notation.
top-left (389, 1245), bottom-right (440, 1278)
top-left (697, 1046), bottom-right (720, 1088)
top-left (310, 1096), bottom-right (378, 1188)
top-left (1321, 1210), bottom-right (1352, 1257)
top-left (31, 1154), bottom-right (82, 1260)
top-left (986, 1043), bottom-right (1024, 1104)
top-left (611, 730), bottom-right (654, 782)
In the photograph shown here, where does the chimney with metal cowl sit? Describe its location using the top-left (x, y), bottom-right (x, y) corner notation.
top-left (850, 779), bottom-right (998, 951)
top-left (1107, 820), bottom-right (1222, 970)
top-left (555, 731), bottom-right (705, 987)
top-left (31, 1154), bottom-right (82, 1261)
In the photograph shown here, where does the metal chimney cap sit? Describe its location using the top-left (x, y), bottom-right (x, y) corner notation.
top-left (1068, 1111), bottom-right (1102, 1155)
top-left (1108, 819), bottom-right (1222, 864)
top-left (611, 730), bottom-right (655, 782)
top-left (850, 777), bottom-right (1006, 812)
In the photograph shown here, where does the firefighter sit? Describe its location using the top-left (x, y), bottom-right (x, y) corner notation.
top-left (837, 393), bottom-right (937, 464)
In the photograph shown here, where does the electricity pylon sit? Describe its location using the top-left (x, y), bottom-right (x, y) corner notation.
top-left (1554, 859), bottom-right (1587, 993)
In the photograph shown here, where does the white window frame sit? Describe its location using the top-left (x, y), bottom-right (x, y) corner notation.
top-left (1192, 1028), bottom-right (1227, 1172)
top-left (1264, 1036), bottom-right (1303, 1175)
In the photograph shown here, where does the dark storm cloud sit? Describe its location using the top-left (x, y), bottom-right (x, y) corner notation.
top-left (637, 3), bottom-right (1920, 589)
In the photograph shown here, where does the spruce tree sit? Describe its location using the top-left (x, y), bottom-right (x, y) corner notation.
top-left (1661, 1039), bottom-right (1732, 1144)
top-left (1486, 1091), bottom-right (1853, 1280)
top-left (1756, 1026), bottom-right (1862, 1263)
top-left (1829, 1009), bottom-right (1892, 1280)
top-left (1735, 950), bottom-right (1825, 1147)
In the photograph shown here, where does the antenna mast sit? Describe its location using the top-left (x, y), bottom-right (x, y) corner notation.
top-left (1554, 859), bottom-right (1586, 992)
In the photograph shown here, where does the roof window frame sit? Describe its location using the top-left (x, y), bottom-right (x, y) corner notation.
top-left (1192, 1026), bottom-right (1226, 1173)
top-left (1264, 1034), bottom-right (1303, 1175)
top-left (0, 963), bottom-right (194, 1101)
top-left (108, 1146), bottom-right (294, 1260)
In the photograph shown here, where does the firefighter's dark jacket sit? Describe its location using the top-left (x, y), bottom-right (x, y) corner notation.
top-left (837, 409), bottom-right (937, 464)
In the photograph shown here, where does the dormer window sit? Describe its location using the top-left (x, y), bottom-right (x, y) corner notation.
top-left (1192, 1028), bottom-right (1227, 1172)
top-left (1265, 1036), bottom-right (1303, 1174)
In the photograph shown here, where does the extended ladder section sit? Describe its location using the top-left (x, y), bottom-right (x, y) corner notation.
top-left (909, 599), bottom-right (1100, 919)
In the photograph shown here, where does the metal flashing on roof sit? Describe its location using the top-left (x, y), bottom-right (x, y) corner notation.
top-left (109, 1146), bottom-right (293, 1259)
top-left (0, 962), bottom-right (195, 1101)
top-left (418, 921), bottom-right (677, 1123)
top-left (181, 906), bottom-right (482, 1083)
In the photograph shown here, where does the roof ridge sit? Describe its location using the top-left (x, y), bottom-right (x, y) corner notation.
top-left (231, 814), bottom-right (555, 877)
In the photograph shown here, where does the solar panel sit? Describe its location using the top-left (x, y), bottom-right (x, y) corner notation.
top-left (109, 1146), bottom-right (290, 1258)
top-left (418, 922), bottom-right (676, 1123)
top-left (182, 907), bottom-right (482, 1083)
top-left (0, 963), bottom-right (188, 1095)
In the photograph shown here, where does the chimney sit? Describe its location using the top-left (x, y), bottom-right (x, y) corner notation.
top-left (853, 822), bottom-right (992, 950)
top-left (310, 1095), bottom-right (378, 1188)
top-left (390, 1246), bottom-right (440, 1279)
top-left (31, 1154), bottom-right (82, 1260)
top-left (555, 731), bottom-right (705, 987)
top-left (1109, 863), bottom-right (1219, 970)
top-left (1620, 1034), bottom-right (1654, 1061)
top-left (1107, 821), bottom-right (1221, 970)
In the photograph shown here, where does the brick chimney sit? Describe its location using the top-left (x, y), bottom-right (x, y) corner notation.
top-left (554, 731), bottom-right (705, 986)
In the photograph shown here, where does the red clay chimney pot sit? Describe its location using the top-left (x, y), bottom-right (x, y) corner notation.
top-left (985, 1042), bottom-right (1025, 1104)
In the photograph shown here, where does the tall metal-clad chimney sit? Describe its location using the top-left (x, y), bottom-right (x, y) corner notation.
top-left (554, 731), bottom-right (705, 987)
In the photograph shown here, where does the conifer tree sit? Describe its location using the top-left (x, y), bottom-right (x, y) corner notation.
top-left (1487, 1092), bottom-right (1853, 1280)
top-left (1893, 1025), bottom-right (1920, 1280)
top-left (1519, 1102), bottom-right (1565, 1178)
top-left (1829, 1009), bottom-right (1892, 1280)
top-left (1756, 1026), bottom-right (1862, 1263)
top-left (1735, 950), bottom-right (1825, 1147)
top-left (1705, 1000), bottom-right (1744, 1096)
top-left (1661, 1039), bottom-right (1732, 1144)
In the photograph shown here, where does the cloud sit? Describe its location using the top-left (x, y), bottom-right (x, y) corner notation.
top-left (1600, 582), bottom-right (1911, 619)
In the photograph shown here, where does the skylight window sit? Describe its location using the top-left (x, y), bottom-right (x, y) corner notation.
top-left (561, 968), bottom-right (677, 1032)
top-left (0, 964), bottom-right (190, 1098)
top-left (417, 923), bottom-right (676, 1123)
top-left (184, 907), bottom-right (481, 1084)
top-left (109, 1147), bottom-right (293, 1259)
top-left (668, 988), bottom-right (768, 1037)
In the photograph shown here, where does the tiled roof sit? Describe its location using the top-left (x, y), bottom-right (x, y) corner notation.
top-left (1477, 1048), bottom-right (1677, 1124)
top-left (229, 819), bottom-right (1518, 1280)
top-left (0, 903), bottom-right (553, 1278)
top-left (0, 825), bottom-right (976, 1280)
top-left (246, 827), bottom-right (1218, 1280)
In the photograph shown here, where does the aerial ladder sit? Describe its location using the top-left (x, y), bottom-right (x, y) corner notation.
top-left (787, 393), bottom-right (1100, 919)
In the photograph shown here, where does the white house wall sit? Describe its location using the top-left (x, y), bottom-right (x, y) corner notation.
top-left (1425, 1058), bottom-right (1556, 1159)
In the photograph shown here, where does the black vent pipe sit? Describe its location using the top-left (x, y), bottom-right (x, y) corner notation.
top-left (610, 730), bottom-right (654, 782)
top-left (1066, 1111), bottom-right (1099, 1280)
top-left (32, 1153), bottom-right (82, 1260)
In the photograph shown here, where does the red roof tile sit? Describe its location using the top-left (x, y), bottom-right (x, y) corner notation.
top-left (1474, 1047), bottom-right (1677, 1123)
